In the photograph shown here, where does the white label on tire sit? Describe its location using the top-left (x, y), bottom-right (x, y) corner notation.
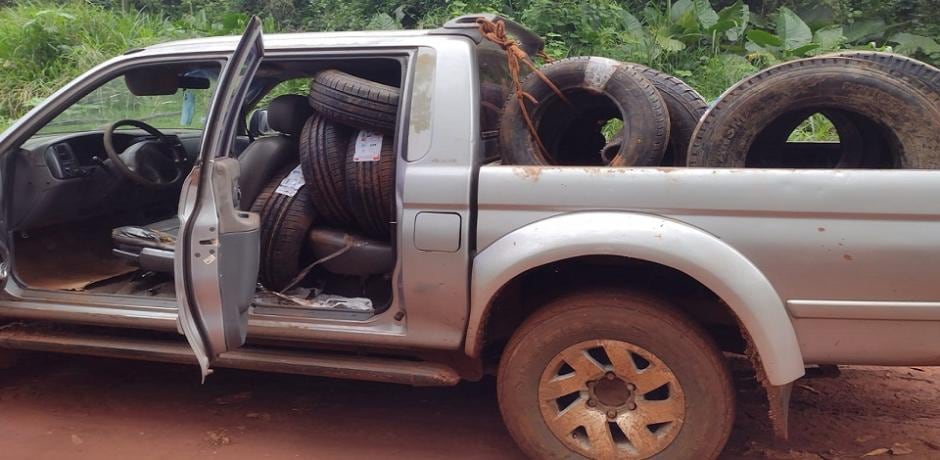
top-left (584, 57), bottom-right (620, 92)
top-left (353, 131), bottom-right (384, 162)
top-left (275, 165), bottom-right (305, 197)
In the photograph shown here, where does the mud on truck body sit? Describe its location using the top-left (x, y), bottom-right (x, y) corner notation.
top-left (0, 14), bottom-right (938, 460)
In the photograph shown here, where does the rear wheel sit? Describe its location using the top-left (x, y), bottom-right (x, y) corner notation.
top-left (497, 289), bottom-right (734, 459)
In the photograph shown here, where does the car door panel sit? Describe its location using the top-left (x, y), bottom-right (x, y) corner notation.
top-left (175, 17), bottom-right (264, 378)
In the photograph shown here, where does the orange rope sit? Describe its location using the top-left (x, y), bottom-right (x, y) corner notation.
top-left (477, 18), bottom-right (568, 159)
top-left (536, 50), bottom-right (555, 64)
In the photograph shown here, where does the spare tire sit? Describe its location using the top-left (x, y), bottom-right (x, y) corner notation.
top-left (300, 114), bottom-right (356, 228)
top-left (499, 57), bottom-right (670, 166)
top-left (257, 166), bottom-right (317, 291)
top-left (686, 57), bottom-right (940, 169)
top-left (602, 65), bottom-right (707, 166)
top-left (345, 130), bottom-right (395, 239)
top-left (308, 70), bottom-right (400, 134)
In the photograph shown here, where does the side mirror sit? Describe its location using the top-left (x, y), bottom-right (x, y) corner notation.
top-left (248, 109), bottom-right (270, 137)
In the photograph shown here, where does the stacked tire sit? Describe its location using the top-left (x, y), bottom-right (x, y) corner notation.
top-left (498, 56), bottom-right (707, 167)
top-left (686, 52), bottom-right (940, 169)
top-left (252, 69), bottom-right (400, 291)
top-left (305, 70), bottom-right (399, 240)
top-left (498, 52), bottom-right (940, 170)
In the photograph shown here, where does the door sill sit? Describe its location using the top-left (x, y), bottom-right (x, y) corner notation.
top-left (0, 324), bottom-right (459, 387)
top-left (253, 290), bottom-right (376, 321)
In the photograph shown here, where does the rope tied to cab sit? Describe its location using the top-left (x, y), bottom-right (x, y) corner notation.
top-left (476, 17), bottom-right (569, 160)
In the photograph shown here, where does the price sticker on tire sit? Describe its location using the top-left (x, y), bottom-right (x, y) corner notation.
top-left (275, 165), bottom-right (305, 197)
top-left (353, 131), bottom-right (384, 162)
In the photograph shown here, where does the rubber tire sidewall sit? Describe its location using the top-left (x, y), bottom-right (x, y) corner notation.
top-left (751, 50), bottom-right (940, 168)
top-left (748, 108), bottom-right (885, 168)
top-left (686, 56), bottom-right (940, 168)
top-left (625, 65), bottom-right (707, 166)
top-left (300, 114), bottom-right (356, 228)
top-left (499, 57), bottom-right (669, 167)
top-left (498, 289), bottom-right (734, 460)
top-left (308, 69), bottom-right (400, 134)
top-left (0, 349), bottom-right (18, 369)
top-left (344, 131), bottom-right (395, 239)
top-left (257, 167), bottom-right (317, 290)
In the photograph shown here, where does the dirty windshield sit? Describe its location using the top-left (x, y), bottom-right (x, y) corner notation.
top-left (36, 67), bottom-right (219, 135)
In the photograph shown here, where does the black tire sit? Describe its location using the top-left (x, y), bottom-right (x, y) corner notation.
top-left (750, 52), bottom-right (940, 168)
top-left (0, 349), bottom-right (18, 369)
top-left (498, 289), bottom-right (734, 460)
top-left (308, 70), bottom-right (400, 134)
top-left (299, 114), bottom-right (356, 228)
top-left (499, 57), bottom-right (670, 167)
top-left (249, 165), bottom-right (293, 214)
top-left (748, 108), bottom-right (885, 168)
top-left (829, 51), bottom-right (940, 92)
top-left (602, 65), bottom-right (707, 166)
top-left (257, 167), bottom-right (317, 291)
top-left (687, 57), bottom-right (940, 168)
top-left (345, 131), bottom-right (395, 239)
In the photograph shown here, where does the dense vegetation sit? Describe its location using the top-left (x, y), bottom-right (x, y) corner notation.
top-left (0, 0), bottom-right (937, 130)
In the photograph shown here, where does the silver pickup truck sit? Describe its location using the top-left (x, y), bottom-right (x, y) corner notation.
top-left (0, 15), bottom-right (936, 460)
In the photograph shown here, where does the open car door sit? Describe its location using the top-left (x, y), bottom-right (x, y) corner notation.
top-left (175, 17), bottom-right (264, 379)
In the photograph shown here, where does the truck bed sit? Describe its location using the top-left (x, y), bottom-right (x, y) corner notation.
top-left (475, 165), bottom-right (940, 365)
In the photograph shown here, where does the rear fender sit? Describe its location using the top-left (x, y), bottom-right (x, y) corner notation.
top-left (467, 211), bottom-right (805, 386)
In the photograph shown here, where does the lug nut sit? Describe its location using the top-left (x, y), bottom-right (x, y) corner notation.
top-left (626, 383), bottom-right (636, 391)
top-left (606, 410), bottom-right (618, 419)
top-left (628, 402), bottom-right (637, 411)
top-left (605, 372), bottom-right (616, 380)
top-left (587, 399), bottom-right (597, 407)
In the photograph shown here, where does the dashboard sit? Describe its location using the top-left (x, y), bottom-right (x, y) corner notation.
top-left (11, 129), bottom-right (203, 230)
top-left (42, 133), bottom-right (139, 180)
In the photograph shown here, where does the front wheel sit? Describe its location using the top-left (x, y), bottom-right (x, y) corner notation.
top-left (497, 289), bottom-right (734, 459)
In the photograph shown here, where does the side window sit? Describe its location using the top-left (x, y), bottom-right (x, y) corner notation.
top-left (250, 78), bottom-right (310, 136)
top-left (259, 78), bottom-right (310, 108)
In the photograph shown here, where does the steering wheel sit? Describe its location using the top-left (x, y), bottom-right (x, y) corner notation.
top-left (103, 119), bottom-right (187, 188)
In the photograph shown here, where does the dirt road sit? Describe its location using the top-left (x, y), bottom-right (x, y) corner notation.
top-left (1, 353), bottom-right (938, 459)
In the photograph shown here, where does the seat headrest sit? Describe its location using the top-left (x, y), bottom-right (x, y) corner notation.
top-left (267, 94), bottom-right (313, 136)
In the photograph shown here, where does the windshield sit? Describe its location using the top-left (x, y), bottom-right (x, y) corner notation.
top-left (37, 67), bottom-right (219, 135)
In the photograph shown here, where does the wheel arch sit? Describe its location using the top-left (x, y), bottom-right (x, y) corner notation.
top-left (467, 211), bottom-right (805, 386)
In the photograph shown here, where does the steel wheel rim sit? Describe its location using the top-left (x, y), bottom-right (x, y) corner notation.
top-left (538, 339), bottom-right (686, 459)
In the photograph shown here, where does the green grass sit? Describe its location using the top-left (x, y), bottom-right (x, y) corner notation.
top-left (0, 1), bottom-right (262, 129)
top-left (788, 113), bottom-right (839, 142)
top-left (0, 3), bottom-right (179, 126)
